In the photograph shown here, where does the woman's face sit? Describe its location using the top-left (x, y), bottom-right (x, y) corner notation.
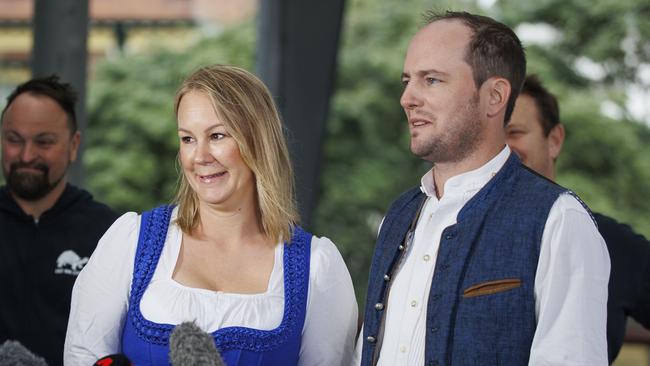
top-left (177, 90), bottom-right (255, 209)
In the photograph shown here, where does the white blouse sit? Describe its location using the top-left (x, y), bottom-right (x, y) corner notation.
top-left (64, 208), bottom-right (358, 366)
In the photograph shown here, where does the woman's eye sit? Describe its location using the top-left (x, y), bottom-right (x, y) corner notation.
top-left (180, 136), bottom-right (194, 143)
top-left (210, 133), bottom-right (225, 140)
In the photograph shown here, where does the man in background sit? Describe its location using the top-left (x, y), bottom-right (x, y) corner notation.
top-left (507, 74), bottom-right (650, 363)
top-left (0, 75), bottom-right (119, 366)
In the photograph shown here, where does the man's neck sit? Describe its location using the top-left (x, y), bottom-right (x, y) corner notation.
top-left (12, 180), bottom-right (68, 221)
top-left (432, 143), bottom-right (506, 198)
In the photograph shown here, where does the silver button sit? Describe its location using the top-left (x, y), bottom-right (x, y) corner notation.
top-left (383, 274), bottom-right (390, 281)
top-left (367, 336), bottom-right (376, 343)
top-left (375, 303), bottom-right (384, 310)
top-left (398, 245), bottom-right (405, 251)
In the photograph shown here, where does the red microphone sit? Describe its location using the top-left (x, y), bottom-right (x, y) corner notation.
top-left (93, 354), bottom-right (133, 366)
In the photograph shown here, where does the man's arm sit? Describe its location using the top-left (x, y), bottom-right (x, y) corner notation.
top-left (529, 193), bottom-right (610, 366)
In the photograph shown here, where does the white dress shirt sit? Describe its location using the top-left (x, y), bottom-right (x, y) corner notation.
top-left (64, 207), bottom-right (358, 366)
top-left (353, 146), bottom-right (610, 366)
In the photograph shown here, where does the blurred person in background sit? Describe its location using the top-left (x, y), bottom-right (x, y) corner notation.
top-left (64, 65), bottom-right (358, 366)
top-left (507, 74), bottom-right (650, 364)
top-left (0, 75), bottom-right (119, 366)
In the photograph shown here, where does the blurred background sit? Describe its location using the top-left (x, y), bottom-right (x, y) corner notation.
top-left (1, 0), bottom-right (648, 364)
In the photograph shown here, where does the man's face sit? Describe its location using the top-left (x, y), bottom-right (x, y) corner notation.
top-left (400, 20), bottom-right (484, 163)
top-left (506, 94), bottom-right (562, 180)
top-left (1, 93), bottom-right (79, 200)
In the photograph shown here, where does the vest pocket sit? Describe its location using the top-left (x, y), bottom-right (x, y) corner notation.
top-left (462, 278), bottom-right (522, 298)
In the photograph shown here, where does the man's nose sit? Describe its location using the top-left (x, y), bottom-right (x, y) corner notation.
top-left (400, 83), bottom-right (423, 110)
top-left (20, 142), bottom-right (38, 163)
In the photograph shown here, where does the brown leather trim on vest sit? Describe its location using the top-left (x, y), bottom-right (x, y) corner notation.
top-left (462, 278), bottom-right (522, 298)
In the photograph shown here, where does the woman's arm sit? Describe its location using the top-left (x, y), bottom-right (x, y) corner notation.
top-left (64, 212), bottom-right (140, 365)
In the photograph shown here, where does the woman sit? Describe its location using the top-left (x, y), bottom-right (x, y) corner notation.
top-left (64, 65), bottom-right (358, 365)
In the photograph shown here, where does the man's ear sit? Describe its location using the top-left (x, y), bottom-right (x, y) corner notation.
top-left (548, 123), bottom-right (565, 160)
top-left (69, 130), bottom-right (81, 162)
top-left (484, 77), bottom-right (511, 119)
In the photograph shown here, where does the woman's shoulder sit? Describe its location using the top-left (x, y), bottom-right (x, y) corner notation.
top-left (305, 233), bottom-right (353, 286)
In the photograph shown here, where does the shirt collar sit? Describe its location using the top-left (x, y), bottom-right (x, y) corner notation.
top-left (420, 145), bottom-right (511, 198)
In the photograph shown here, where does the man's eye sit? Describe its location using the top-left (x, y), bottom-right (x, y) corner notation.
top-left (425, 77), bottom-right (440, 85)
top-left (35, 139), bottom-right (55, 146)
top-left (401, 79), bottom-right (410, 86)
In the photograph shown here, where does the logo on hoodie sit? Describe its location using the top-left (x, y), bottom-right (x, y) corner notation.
top-left (54, 250), bottom-right (89, 275)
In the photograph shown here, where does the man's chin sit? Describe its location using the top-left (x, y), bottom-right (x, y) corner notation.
top-left (7, 174), bottom-right (54, 201)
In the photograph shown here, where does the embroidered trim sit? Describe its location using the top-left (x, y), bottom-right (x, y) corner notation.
top-left (127, 205), bottom-right (310, 352)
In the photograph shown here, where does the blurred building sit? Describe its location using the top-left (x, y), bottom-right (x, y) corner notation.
top-left (0, 0), bottom-right (257, 88)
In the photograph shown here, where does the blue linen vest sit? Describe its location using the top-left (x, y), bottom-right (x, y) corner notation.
top-left (360, 153), bottom-right (575, 366)
top-left (121, 205), bottom-right (311, 366)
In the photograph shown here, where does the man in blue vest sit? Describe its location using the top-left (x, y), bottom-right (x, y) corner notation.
top-left (507, 74), bottom-right (650, 364)
top-left (355, 11), bottom-right (610, 366)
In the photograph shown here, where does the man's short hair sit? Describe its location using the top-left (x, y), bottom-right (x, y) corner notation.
top-left (1, 75), bottom-right (78, 132)
top-left (521, 74), bottom-right (560, 136)
top-left (424, 11), bottom-right (526, 124)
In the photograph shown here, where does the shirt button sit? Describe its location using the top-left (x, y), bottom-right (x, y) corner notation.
top-left (400, 345), bottom-right (407, 353)
top-left (375, 302), bottom-right (384, 310)
top-left (423, 254), bottom-right (430, 261)
top-left (366, 336), bottom-right (376, 343)
top-left (411, 300), bottom-right (417, 307)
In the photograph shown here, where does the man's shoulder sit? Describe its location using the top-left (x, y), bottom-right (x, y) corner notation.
top-left (62, 185), bottom-right (120, 223)
top-left (513, 161), bottom-right (566, 193)
top-left (593, 212), bottom-right (650, 252)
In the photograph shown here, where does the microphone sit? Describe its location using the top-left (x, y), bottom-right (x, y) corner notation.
top-left (0, 340), bottom-right (48, 366)
top-left (169, 321), bottom-right (225, 366)
top-left (93, 354), bottom-right (133, 366)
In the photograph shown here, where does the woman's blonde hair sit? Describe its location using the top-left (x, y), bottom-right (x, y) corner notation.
top-left (173, 65), bottom-right (299, 243)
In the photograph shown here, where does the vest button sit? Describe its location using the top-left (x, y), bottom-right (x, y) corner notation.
top-left (429, 360), bottom-right (439, 366)
top-left (431, 326), bottom-right (439, 333)
top-left (366, 336), bottom-right (376, 343)
top-left (445, 233), bottom-right (454, 240)
top-left (383, 274), bottom-right (390, 281)
top-left (375, 302), bottom-right (384, 310)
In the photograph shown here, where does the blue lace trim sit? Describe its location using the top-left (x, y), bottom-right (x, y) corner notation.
top-left (126, 205), bottom-right (310, 352)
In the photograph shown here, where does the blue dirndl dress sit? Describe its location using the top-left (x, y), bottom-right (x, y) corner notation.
top-left (120, 205), bottom-right (311, 365)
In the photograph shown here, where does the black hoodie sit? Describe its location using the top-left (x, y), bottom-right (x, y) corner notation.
top-left (0, 184), bottom-right (119, 366)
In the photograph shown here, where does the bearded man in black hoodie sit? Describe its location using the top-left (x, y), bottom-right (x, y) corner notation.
top-left (0, 75), bottom-right (118, 366)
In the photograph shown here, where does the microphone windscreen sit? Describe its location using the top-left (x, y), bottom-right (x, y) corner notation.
top-left (93, 354), bottom-right (133, 366)
top-left (169, 321), bottom-right (225, 366)
top-left (0, 340), bottom-right (48, 366)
